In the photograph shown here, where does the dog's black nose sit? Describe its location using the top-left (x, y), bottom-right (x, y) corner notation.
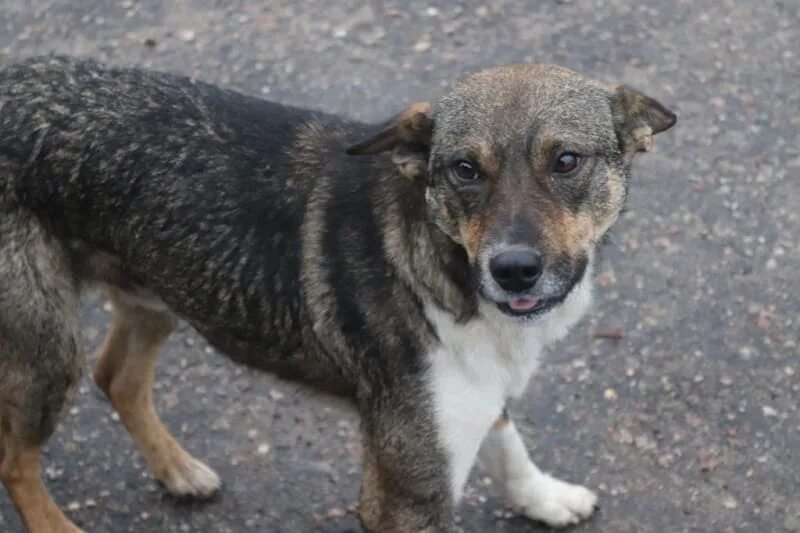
top-left (490, 250), bottom-right (543, 293)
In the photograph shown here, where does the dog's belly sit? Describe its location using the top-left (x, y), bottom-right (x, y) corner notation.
top-left (69, 242), bottom-right (347, 392)
top-left (192, 323), bottom-right (356, 397)
top-left (92, 279), bottom-right (353, 397)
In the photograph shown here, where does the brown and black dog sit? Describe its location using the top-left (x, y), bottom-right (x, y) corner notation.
top-left (0, 56), bottom-right (675, 532)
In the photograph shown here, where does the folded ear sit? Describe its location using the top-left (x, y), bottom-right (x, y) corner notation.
top-left (346, 103), bottom-right (433, 179)
top-left (610, 85), bottom-right (677, 157)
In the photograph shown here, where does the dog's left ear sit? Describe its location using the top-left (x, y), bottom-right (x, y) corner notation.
top-left (346, 103), bottom-right (434, 179)
top-left (610, 86), bottom-right (677, 157)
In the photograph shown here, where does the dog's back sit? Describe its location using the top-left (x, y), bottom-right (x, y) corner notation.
top-left (1, 56), bottom-right (322, 344)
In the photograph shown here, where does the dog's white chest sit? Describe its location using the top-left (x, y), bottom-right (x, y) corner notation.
top-left (425, 304), bottom-right (545, 401)
top-left (425, 280), bottom-right (592, 497)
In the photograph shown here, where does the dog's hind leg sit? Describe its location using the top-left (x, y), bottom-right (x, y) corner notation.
top-left (0, 215), bottom-right (83, 532)
top-left (0, 436), bottom-right (82, 533)
top-left (92, 289), bottom-right (220, 498)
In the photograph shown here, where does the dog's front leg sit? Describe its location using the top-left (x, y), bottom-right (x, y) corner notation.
top-left (479, 411), bottom-right (598, 527)
top-left (357, 394), bottom-right (454, 533)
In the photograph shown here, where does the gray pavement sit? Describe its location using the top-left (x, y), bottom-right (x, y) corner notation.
top-left (0, 1), bottom-right (798, 531)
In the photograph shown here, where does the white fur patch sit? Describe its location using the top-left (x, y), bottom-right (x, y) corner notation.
top-left (425, 273), bottom-right (592, 500)
top-left (161, 455), bottom-right (221, 498)
top-left (509, 470), bottom-right (598, 526)
top-left (480, 420), bottom-right (597, 526)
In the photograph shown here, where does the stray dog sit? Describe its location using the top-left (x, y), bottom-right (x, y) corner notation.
top-left (0, 56), bottom-right (675, 532)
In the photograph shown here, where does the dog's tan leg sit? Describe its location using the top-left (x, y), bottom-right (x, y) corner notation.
top-left (92, 292), bottom-right (220, 498)
top-left (0, 437), bottom-right (82, 533)
top-left (0, 214), bottom-right (84, 532)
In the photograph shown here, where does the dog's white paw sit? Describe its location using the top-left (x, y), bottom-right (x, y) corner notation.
top-left (507, 472), bottom-right (597, 527)
top-left (160, 454), bottom-right (221, 499)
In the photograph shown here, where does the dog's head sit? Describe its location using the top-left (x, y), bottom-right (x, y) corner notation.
top-left (348, 64), bottom-right (675, 320)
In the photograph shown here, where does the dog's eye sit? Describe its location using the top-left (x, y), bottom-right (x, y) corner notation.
top-left (451, 160), bottom-right (481, 182)
top-left (553, 152), bottom-right (582, 175)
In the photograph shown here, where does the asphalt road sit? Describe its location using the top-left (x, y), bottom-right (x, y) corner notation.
top-left (0, 1), bottom-right (798, 532)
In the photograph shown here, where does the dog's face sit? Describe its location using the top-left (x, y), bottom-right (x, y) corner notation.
top-left (348, 64), bottom-right (675, 320)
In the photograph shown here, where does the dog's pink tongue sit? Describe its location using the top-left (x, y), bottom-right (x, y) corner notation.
top-left (508, 297), bottom-right (538, 311)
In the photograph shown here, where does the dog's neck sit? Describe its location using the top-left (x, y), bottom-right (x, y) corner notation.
top-left (324, 123), bottom-right (478, 322)
top-left (423, 220), bottom-right (478, 322)
top-left (377, 171), bottom-right (478, 323)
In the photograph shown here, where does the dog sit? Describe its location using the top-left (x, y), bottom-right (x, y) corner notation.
top-left (0, 55), bottom-right (675, 532)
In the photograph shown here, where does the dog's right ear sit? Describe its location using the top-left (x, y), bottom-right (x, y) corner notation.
top-left (610, 85), bottom-right (677, 158)
top-left (346, 103), bottom-right (433, 180)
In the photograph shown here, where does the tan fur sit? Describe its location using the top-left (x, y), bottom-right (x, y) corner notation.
top-left (596, 167), bottom-right (627, 237)
top-left (492, 415), bottom-right (510, 431)
top-left (396, 102), bottom-right (433, 139)
top-left (92, 290), bottom-right (219, 498)
top-left (475, 140), bottom-right (502, 180)
top-left (0, 434), bottom-right (81, 532)
top-left (543, 211), bottom-right (597, 259)
top-left (358, 446), bottom-right (383, 531)
top-left (459, 218), bottom-right (487, 262)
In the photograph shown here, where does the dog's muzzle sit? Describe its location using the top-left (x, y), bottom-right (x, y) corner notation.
top-left (482, 247), bottom-right (583, 319)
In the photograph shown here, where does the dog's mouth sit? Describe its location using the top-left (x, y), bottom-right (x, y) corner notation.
top-left (476, 253), bottom-right (588, 320)
top-left (496, 295), bottom-right (564, 318)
